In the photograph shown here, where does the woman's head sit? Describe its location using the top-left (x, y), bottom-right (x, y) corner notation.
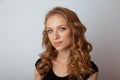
top-left (45, 14), bottom-right (72, 52)
top-left (43, 7), bottom-right (89, 53)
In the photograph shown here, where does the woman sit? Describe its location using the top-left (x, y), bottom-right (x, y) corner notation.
top-left (34, 6), bottom-right (98, 80)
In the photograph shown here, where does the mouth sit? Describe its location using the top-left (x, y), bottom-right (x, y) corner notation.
top-left (53, 41), bottom-right (63, 46)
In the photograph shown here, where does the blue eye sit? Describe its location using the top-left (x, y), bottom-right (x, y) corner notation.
top-left (47, 29), bottom-right (53, 34)
top-left (59, 27), bottom-right (66, 31)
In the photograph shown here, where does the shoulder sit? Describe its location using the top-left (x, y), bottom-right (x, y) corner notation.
top-left (90, 61), bottom-right (99, 72)
top-left (86, 61), bottom-right (99, 80)
top-left (34, 58), bottom-right (42, 80)
top-left (35, 58), bottom-right (42, 68)
top-left (84, 61), bottom-right (99, 79)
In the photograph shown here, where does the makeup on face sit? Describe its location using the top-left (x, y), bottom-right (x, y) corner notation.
top-left (46, 15), bottom-right (72, 52)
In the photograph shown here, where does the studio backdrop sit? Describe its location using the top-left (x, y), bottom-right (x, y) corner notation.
top-left (0, 0), bottom-right (120, 80)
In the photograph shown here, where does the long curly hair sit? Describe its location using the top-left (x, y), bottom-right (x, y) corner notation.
top-left (36, 6), bottom-right (95, 80)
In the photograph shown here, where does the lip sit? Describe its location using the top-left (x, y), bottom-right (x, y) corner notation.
top-left (53, 41), bottom-right (63, 46)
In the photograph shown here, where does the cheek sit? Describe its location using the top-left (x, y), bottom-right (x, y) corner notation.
top-left (63, 33), bottom-right (72, 41)
top-left (48, 35), bottom-right (53, 43)
top-left (68, 35), bottom-right (72, 42)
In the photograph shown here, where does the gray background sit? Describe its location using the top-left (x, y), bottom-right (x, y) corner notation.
top-left (0, 0), bottom-right (120, 80)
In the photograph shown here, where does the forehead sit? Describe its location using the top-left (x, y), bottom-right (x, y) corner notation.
top-left (46, 14), bottom-right (67, 28)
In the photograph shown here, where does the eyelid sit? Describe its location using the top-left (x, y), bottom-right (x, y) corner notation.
top-left (46, 25), bottom-right (67, 33)
top-left (58, 27), bottom-right (66, 31)
top-left (46, 29), bottom-right (53, 34)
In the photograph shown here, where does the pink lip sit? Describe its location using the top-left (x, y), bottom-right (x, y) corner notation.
top-left (54, 41), bottom-right (63, 46)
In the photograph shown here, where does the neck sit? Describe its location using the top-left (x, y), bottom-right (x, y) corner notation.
top-left (56, 49), bottom-right (70, 63)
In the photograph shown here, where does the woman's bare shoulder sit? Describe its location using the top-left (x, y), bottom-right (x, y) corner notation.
top-left (34, 68), bottom-right (42, 80)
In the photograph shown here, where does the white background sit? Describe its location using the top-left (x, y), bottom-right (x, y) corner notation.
top-left (0, 0), bottom-right (120, 80)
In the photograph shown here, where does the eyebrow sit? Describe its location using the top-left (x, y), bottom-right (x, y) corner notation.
top-left (46, 24), bottom-right (68, 29)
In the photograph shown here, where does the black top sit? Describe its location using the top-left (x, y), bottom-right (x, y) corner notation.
top-left (35, 59), bottom-right (98, 80)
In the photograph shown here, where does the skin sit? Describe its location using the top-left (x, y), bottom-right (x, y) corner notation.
top-left (46, 14), bottom-right (72, 53)
top-left (34, 14), bottom-right (98, 80)
top-left (46, 14), bottom-right (72, 77)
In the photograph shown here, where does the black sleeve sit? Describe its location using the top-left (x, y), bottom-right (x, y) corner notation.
top-left (84, 61), bottom-right (99, 79)
top-left (91, 61), bottom-right (99, 72)
top-left (35, 58), bottom-right (41, 68)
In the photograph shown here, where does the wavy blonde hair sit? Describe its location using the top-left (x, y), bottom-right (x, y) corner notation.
top-left (36, 7), bottom-right (95, 80)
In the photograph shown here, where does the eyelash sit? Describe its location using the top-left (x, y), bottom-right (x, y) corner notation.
top-left (59, 27), bottom-right (66, 31)
top-left (47, 29), bottom-right (53, 34)
top-left (46, 27), bottom-right (67, 34)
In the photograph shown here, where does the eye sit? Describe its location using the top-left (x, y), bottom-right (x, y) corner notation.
top-left (47, 29), bottom-right (53, 34)
top-left (59, 27), bottom-right (66, 31)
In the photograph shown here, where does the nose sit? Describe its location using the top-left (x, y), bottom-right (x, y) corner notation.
top-left (54, 31), bottom-right (60, 40)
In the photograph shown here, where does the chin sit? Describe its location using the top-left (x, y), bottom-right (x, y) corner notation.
top-left (54, 47), bottom-right (64, 52)
top-left (55, 48), bottom-right (62, 52)
top-left (55, 47), bottom-right (69, 52)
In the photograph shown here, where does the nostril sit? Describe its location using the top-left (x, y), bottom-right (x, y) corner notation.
top-left (54, 34), bottom-right (60, 40)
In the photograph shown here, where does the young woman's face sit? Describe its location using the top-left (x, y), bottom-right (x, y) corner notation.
top-left (46, 14), bottom-right (72, 52)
